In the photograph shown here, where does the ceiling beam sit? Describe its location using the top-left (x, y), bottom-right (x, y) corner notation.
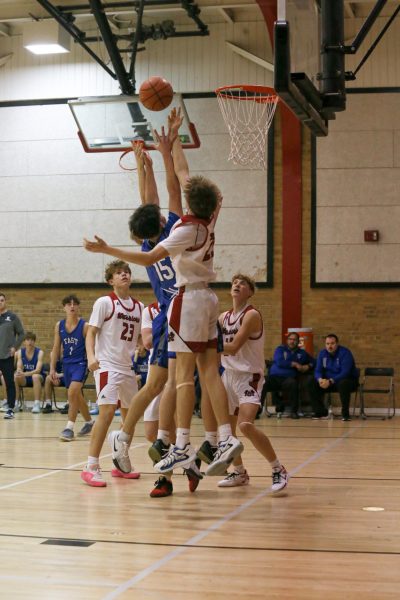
top-left (226, 40), bottom-right (274, 71)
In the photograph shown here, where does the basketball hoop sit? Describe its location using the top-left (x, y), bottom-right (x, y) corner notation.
top-left (216, 85), bottom-right (278, 169)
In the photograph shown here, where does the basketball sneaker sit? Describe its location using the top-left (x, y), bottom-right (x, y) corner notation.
top-left (148, 438), bottom-right (170, 464)
top-left (150, 476), bottom-right (173, 498)
top-left (78, 421), bottom-right (95, 437)
top-left (218, 469), bottom-right (250, 487)
top-left (3, 409), bottom-right (14, 420)
top-left (108, 430), bottom-right (131, 474)
top-left (59, 428), bottom-right (74, 441)
top-left (154, 443), bottom-right (197, 474)
top-left (196, 440), bottom-right (217, 465)
top-left (81, 467), bottom-right (107, 487)
top-left (205, 436), bottom-right (244, 476)
top-left (271, 466), bottom-right (289, 494)
top-left (185, 458), bottom-right (203, 493)
top-left (31, 400), bottom-right (41, 414)
top-left (111, 468), bottom-right (140, 479)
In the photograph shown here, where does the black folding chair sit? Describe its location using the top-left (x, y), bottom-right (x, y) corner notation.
top-left (360, 367), bottom-right (395, 420)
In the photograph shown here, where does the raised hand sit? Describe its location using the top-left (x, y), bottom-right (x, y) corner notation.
top-left (83, 235), bottom-right (109, 253)
top-left (168, 106), bottom-right (183, 142)
top-left (154, 126), bottom-right (171, 155)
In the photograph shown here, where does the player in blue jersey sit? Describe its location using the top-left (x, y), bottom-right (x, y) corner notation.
top-left (50, 294), bottom-right (94, 441)
top-left (86, 111), bottom-right (202, 496)
top-left (14, 332), bottom-right (45, 414)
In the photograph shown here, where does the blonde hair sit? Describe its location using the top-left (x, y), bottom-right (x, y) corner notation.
top-left (231, 273), bottom-right (256, 294)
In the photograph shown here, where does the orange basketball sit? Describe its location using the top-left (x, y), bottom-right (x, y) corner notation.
top-left (139, 76), bottom-right (174, 111)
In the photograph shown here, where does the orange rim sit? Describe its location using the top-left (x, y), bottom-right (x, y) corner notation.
top-left (215, 84), bottom-right (278, 103)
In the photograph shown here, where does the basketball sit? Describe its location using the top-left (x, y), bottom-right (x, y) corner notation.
top-left (139, 76), bottom-right (174, 111)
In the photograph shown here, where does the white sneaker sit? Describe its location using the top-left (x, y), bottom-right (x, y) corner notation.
top-left (271, 466), bottom-right (289, 494)
top-left (108, 430), bottom-right (131, 474)
top-left (31, 400), bottom-right (41, 414)
top-left (218, 470), bottom-right (250, 487)
top-left (154, 443), bottom-right (197, 474)
top-left (206, 436), bottom-right (244, 476)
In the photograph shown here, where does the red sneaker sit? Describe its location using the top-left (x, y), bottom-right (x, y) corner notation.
top-left (150, 476), bottom-right (173, 498)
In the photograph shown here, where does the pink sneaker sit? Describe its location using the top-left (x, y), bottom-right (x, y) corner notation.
top-left (81, 467), bottom-right (107, 487)
top-left (111, 468), bottom-right (140, 479)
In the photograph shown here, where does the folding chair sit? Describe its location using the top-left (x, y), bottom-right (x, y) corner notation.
top-left (360, 367), bottom-right (395, 420)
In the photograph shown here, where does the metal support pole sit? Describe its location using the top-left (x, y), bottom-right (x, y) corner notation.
top-left (320, 0), bottom-right (346, 113)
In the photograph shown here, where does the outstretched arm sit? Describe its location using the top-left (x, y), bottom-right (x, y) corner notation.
top-left (154, 124), bottom-right (183, 217)
top-left (171, 113), bottom-right (190, 189)
top-left (132, 142), bottom-right (146, 205)
top-left (83, 235), bottom-right (168, 267)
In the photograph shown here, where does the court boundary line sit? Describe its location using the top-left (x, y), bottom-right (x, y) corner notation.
top-left (102, 424), bottom-right (364, 599)
top-left (0, 443), bottom-right (146, 491)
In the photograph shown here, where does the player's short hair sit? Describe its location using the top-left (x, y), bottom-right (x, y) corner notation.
top-left (129, 204), bottom-right (162, 241)
top-left (24, 331), bottom-right (36, 342)
top-left (231, 273), bottom-right (256, 294)
top-left (325, 333), bottom-right (339, 343)
top-left (0, 292), bottom-right (5, 300)
top-left (184, 176), bottom-right (219, 220)
top-left (104, 260), bottom-right (131, 283)
top-left (62, 294), bottom-right (80, 306)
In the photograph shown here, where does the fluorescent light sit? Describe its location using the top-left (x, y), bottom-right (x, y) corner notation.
top-left (25, 44), bottom-right (69, 55)
top-left (23, 21), bottom-right (70, 55)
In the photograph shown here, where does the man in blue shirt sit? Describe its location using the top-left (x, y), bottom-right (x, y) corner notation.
top-left (263, 332), bottom-right (315, 418)
top-left (308, 333), bottom-right (358, 421)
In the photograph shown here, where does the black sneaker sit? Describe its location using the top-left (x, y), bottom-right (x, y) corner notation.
top-left (341, 416), bottom-right (351, 422)
top-left (148, 439), bottom-right (170, 464)
top-left (196, 440), bottom-right (217, 465)
top-left (149, 476), bottom-right (173, 498)
top-left (4, 409), bottom-right (15, 420)
top-left (59, 403), bottom-right (69, 415)
top-left (42, 403), bottom-right (53, 414)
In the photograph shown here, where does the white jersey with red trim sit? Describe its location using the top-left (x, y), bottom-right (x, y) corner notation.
top-left (141, 302), bottom-right (160, 331)
top-left (220, 304), bottom-right (265, 376)
top-left (89, 292), bottom-right (143, 375)
top-left (159, 215), bottom-right (217, 287)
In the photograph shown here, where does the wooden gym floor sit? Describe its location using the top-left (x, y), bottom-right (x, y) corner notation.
top-left (1, 411), bottom-right (400, 599)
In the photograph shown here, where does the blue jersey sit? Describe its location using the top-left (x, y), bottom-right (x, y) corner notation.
top-left (59, 318), bottom-right (87, 365)
top-left (21, 347), bottom-right (41, 373)
top-left (142, 211), bottom-right (179, 309)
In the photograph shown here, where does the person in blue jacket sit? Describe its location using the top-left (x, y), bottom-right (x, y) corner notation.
top-left (263, 332), bottom-right (315, 418)
top-left (308, 333), bottom-right (358, 421)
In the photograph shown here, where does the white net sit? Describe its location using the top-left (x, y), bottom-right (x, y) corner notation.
top-left (216, 85), bottom-right (278, 169)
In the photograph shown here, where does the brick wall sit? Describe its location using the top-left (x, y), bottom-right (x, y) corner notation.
top-left (3, 121), bottom-right (396, 409)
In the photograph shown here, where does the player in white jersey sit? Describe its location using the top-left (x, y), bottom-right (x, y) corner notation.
top-left (84, 141), bottom-right (244, 479)
top-left (81, 260), bottom-right (143, 487)
top-left (216, 274), bottom-right (288, 493)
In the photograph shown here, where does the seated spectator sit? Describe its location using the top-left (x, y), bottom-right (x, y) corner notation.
top-left (263, 332), bottom-right (315, 419)
top-left (43, 358), bottom-right (65, 413)
top-left (307, 333), bottom-right (358, 421)
top-left (14, 332), bottom-right (45, 414)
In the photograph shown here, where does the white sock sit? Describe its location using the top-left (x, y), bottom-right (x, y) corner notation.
top-left (176, 428), bottom-right (190, 448)
top-left (218, 423), bottom-right (232, 441)
top-left (205, 431), bottom-right (218, 446)
top-left (119, 430), bottom-right (130, 443)
top-left (67, 421), bottom-right (75, 431)
top-left (157, 430), bottom-right (170, 445)
top-left (87, 456), bottom-right (99, 469)
top-left (270, 458), bottom-right (282, 472)
top-left (45, 399), bottom-right (52, 405)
